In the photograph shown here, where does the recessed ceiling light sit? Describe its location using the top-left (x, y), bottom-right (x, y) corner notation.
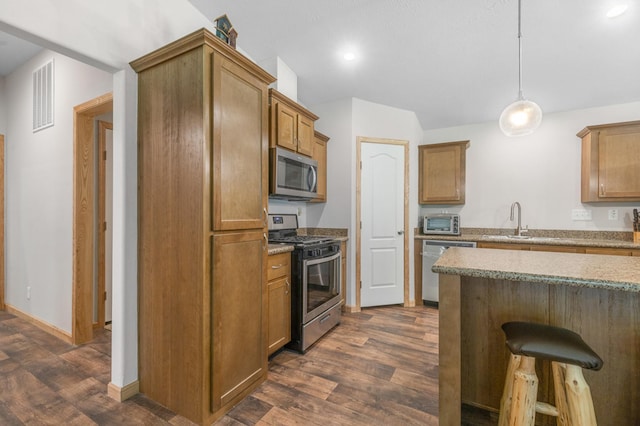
top-left (343, 52), bottom-right (356, 61)
top-left (606, 4), bottom-right (628, 18)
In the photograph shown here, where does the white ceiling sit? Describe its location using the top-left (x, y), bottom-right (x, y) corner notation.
top-left (0, 31), bottom-right (42, 76)
top-left (1, 1), bottom-right (638, 130)
top-left (188, 0), bottom-right (640, 129)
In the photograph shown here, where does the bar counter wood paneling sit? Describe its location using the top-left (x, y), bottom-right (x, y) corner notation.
top-left (434, 247), bottom-right (640, 426)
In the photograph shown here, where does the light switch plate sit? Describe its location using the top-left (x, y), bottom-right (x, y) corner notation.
top-left (608, 209), bottom-right (619, 220)
top-left (571, 209), bottom-right (592, 221)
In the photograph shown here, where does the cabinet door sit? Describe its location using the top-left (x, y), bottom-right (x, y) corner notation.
top-left (477, 242), bottom-right (530, 250)
top-left (418, 141), bottom-right (468, 204)
top-left (598, 127), bottom-right (640, 199)
top-left (211, 230), bottom-right (267, 411)
top-left (268, 275), bottom-right (291, 355)
top-left (273, 101), bottom-right (298, 152)
top-left (212, 53), bottom-right (268, 231)
top-left (310, 132), bottom-right (328, 202)
top-left (530, 245), bottom-right (584, 253)
top-left (296, 114), bottom-right (314, 156)
top-left (585, 247), bottom-right (632, 256)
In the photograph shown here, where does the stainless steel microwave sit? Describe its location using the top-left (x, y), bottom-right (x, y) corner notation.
top-left (423, 214), bottom-right (460, 235)
top-left (270, 147), bottom-right (318, 200)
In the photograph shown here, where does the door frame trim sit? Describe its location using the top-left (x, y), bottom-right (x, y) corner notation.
top-left (355, 136), bottom-right (409, 311)
top-left (72, 92), bottom-right (113, 344)
top-left (0, 134), bottom-right (4, 310)
top-left (96, 120), bottom-right (113, 329)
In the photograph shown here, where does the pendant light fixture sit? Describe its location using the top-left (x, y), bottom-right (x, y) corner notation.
top-left (499, 0), bottom-right (542, 136)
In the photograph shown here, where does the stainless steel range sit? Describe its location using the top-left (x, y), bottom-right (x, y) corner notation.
top-left (268, 214), bottom-right (341, 353)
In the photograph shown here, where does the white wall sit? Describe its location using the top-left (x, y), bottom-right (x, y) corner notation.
top-left (421, 101), bottom-right (640, 232)
top-left (5, 50), bottom-right (112, 332)
top-left (308, 97), bottom-right (423, 306)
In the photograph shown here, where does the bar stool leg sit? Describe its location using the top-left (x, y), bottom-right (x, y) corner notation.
top-left (564, 364), bottom-right (597, 426)
top-left (499, 354), bottom-right (522, 426)
top-left (508, 356), bottom-right (538, 426)
top-left (551, 362), bottom-right (570, 426)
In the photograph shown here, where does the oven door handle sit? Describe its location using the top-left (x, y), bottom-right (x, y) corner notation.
top-left (303, 251), bottom-right (341, 267)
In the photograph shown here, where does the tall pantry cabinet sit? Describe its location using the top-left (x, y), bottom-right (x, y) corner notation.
top-left (131, 29), bottom-right (275, 425)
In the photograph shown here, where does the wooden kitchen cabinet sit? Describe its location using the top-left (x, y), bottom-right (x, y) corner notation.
top-left (477, 242), bottom-right (530, 250)
top-left (578, 120), bottom-right (640, 202)
top-left (418, 140), bottom-right (469, 204)
top-left (132, 29), bottom-right (274, 425)
top-left (267, 252), bottom-right (291, 355)
top-left (269, 89), bottom-right (318, 157)
top-left (310, 130), bottom-right (329, 203)
top-left (585, 247), bottom-right (633, 256)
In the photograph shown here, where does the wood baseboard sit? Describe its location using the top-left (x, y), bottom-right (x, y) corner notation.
top-left (343, 304), bottom-right (360, 313)
top-left (4, 304), bottom-right (72, 344)
top-left (108, 381), bottom-right (139, 402)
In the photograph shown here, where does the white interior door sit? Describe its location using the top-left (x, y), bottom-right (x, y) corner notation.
top-left (360, 142), bottom-right (405, 307)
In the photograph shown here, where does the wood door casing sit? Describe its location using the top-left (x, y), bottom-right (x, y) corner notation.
top-left (72, 92), bottom-right (113, 344)
top-left (212, 52), bottom-right (268, 231)
top-left (0, 134), bottom-right (3, 310)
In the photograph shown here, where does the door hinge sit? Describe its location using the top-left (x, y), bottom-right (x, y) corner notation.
top-left (360, 280), bottom-right (362, 289)
top-left (103, 222), bottom-right (107, 231)
top-left (104, 291), bottom-right (107, 301)
top-left (360, 160), bottom-right (362, 170)
top-left (103, 151), bottom-right (107, 161)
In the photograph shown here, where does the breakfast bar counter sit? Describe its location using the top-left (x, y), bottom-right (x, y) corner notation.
top-left (433, 247), bottom-right (640, 426)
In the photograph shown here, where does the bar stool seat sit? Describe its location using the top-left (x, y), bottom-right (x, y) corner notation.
top-left (498, 321), bottom-right (603, 426)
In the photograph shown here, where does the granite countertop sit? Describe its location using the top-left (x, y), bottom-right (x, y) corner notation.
top-left (415, 228), bottom-right (639, 249)
top-left (433, 247), bottom-right (640, 292)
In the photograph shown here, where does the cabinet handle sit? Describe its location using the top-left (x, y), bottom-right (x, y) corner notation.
top-left (271, 264), bottom-right (284, 269)
top-left (263, 207), bottom-right (267, 226)
top-left (600, 183), bottom-right (604, 196)
top-left (263, 233), bottom-right (267, 250)
top-left (285, 279), bottom-right (290, 295)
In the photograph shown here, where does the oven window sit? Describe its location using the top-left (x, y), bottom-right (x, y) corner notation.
top-left (306, 259), bottom-right (339, 312)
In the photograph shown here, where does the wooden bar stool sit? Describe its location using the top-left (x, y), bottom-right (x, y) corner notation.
top-left (498, 321), bottom-right (603, 426)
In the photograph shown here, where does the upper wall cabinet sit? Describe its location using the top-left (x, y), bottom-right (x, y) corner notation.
top-left (578, 121), bottom-right (640, 202)
top-left (269, 89), bottom-right (318, 157)
top-left (310, 130), bottom-right (329, 203)
top-left (418, 140), bottom-right (469, 205)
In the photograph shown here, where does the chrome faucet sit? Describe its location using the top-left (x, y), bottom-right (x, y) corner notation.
top-left (510, 201), bottom-right (528, 236)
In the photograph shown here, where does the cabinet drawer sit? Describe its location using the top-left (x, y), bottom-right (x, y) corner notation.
top-left (268, 253), bottom-right (291, 281)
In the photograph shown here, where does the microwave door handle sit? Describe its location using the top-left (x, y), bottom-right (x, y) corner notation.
top-left (308, 165), bottom-right (317, 192)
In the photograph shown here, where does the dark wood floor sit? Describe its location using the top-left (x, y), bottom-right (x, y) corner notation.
top-left (0, 306), bottom-right (496, 425)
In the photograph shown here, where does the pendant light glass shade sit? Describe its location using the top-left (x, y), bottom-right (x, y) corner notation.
top-left (499, 98), bottom-right (542, 136)
top-left (500, 0), bottom-right (542, 137)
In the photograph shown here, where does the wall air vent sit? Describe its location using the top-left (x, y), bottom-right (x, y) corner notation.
top-left (33, 59), bottom-right (54, 132)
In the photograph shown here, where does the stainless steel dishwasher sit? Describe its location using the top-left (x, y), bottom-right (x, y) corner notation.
top-left (422, 239), bottom-right (476, 304)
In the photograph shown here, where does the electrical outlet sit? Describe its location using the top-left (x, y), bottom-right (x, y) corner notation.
top-left (27, 286), bottom-right (31, 300)
top-left (297, 207), bottom-right (302, 216)
top-left (608, 209), bottom-right (619, 220)
top-left (571, 209), bottom-right (592, 221)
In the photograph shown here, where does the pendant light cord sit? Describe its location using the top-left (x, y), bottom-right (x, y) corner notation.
top-left (517, 0), bottom-right (524, 100)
